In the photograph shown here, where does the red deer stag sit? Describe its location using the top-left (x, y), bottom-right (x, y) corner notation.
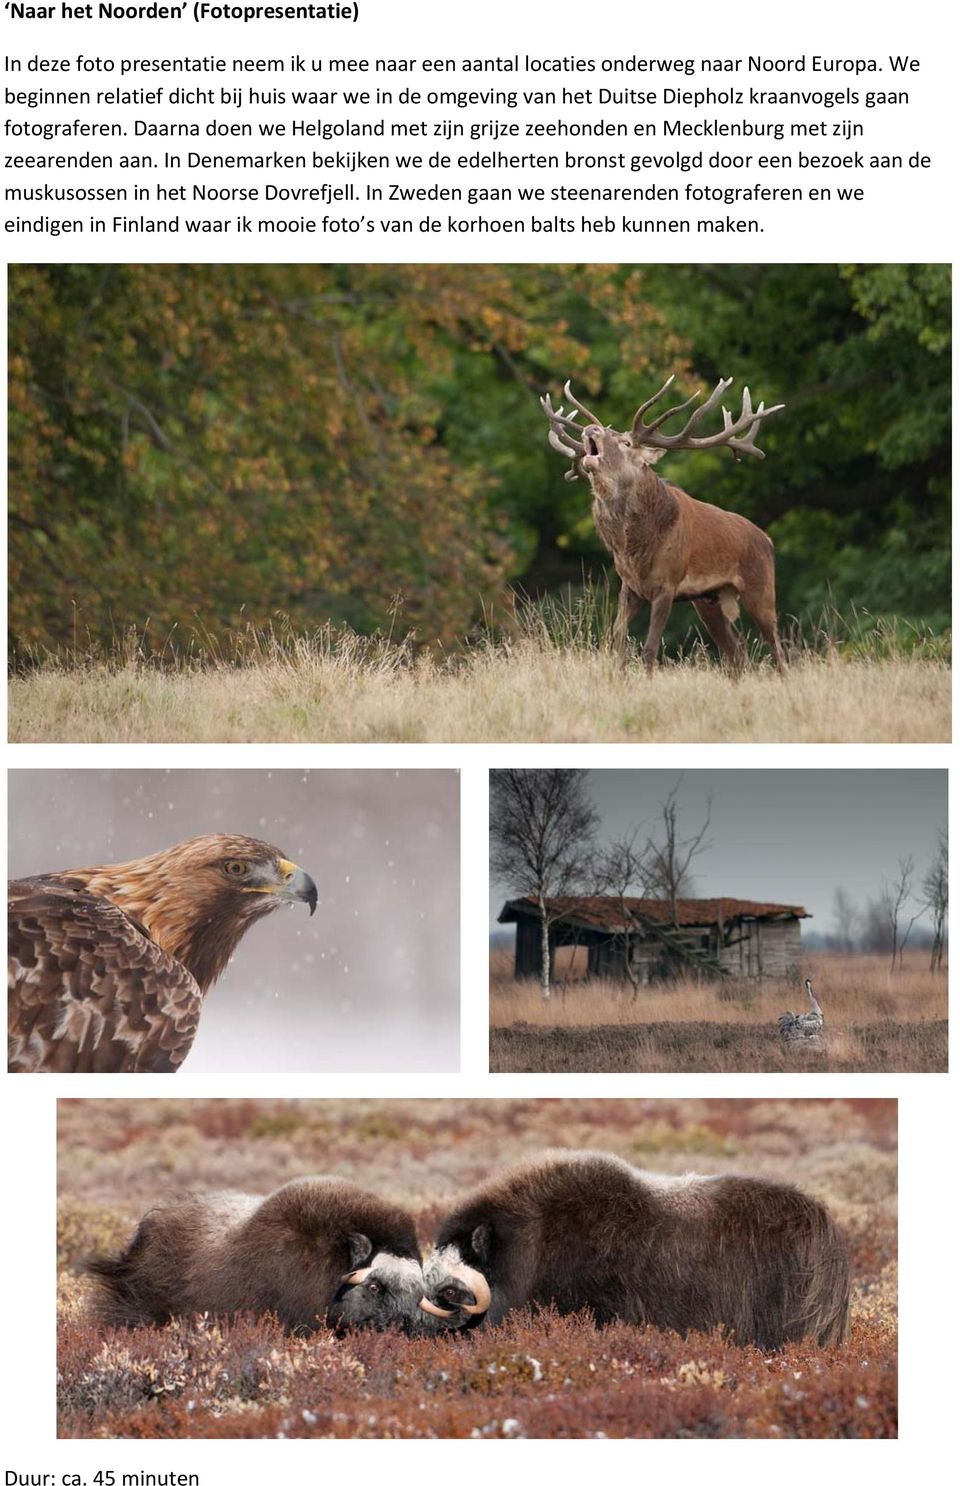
top-left (540, 376), bottom-right (786, 673)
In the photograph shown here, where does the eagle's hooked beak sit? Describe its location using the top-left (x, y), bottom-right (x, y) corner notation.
top-left (275, 858), bottom-right (318, 916)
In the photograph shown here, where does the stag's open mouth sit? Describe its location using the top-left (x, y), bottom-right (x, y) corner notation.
top-left (581, 428), bottom-right (603, 470)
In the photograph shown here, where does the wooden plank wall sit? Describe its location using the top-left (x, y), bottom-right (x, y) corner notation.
top-left (510, 915), bottom-right (802, 981)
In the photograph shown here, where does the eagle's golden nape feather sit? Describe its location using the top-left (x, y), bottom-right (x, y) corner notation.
top-left (7, 833), bottom-right (318, 1075)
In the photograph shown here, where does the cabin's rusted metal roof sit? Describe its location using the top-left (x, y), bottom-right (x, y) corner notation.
top-left (499, 896), bottom-right (810, 929)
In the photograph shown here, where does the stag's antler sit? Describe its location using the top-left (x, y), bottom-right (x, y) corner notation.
top-left (539, 384), bottom-right (602, 481)
top-left (630, 375), bottom-right (785, 461)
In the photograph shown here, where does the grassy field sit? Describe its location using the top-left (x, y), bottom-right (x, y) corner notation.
top-left (489, 950), bottom-right (948, 1073)
top-left (57, 1098), bottom-right (897, 1439)
top-left (10, 618), bottom-right (950, 742)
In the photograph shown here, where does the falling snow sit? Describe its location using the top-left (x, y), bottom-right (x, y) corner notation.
top-left (9, 768), bottom-right (460, 1074)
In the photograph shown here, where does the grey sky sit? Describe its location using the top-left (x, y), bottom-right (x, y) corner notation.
top-left (10, 769), bottom-right (460, 1073)
top-left (490, 769), bottom-right (946, 936)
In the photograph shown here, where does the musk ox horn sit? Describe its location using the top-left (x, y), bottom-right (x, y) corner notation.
top-left (342, 1266), bottom-right (373, 1285)
top-left (457, 1264), bottom-right (492, 1315)
top-left (419, 1297), bottom-right (455, 1318)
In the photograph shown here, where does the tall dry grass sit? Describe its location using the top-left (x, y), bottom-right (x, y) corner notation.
top-left (9, 606), bottom-right (950, 743)
top-left (490, 948), bottom-right (946, 1027)
top-left (489, 950), bottom-right (948, 1073)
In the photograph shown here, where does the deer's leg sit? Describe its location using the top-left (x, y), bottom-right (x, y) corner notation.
top-left (612, 581), bottom-right (643, 666)
top-left (759, 615), bottom-right (787, 675)
top-left (642, 591), bottom-right (674, 673)
top-left (742, 592), bottom-right (787, 674)
top-left (693, 597), bottom-right (744, 671)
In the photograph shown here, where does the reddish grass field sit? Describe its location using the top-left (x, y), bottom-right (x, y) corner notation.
top-left (57, 1098), bottom-right (897, 1439)
top-left (489, 949), bottom-right (947, 1072)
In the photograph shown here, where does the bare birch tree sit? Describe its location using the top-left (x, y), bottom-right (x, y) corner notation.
top-left (597, 830), bottom-right (648, 995)
top-left (490, 769), bottom-right (599, 1000)
top-left (642, 777), bottom-right (712, 925)
top-left (861, 896), bottom-right (894, 955)
top-left (830, 886), bottom-right (861, 954)
top-left (922, 832), bottom-right (948, 971)
top-left (881, 856), bottom-right (921, 971)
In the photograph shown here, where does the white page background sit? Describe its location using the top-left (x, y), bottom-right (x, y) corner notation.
top-left (2, 0), bottom-right (956, 1476)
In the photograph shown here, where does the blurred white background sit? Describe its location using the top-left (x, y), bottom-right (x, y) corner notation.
top-left (8, 769), bottom-right (460, 1074)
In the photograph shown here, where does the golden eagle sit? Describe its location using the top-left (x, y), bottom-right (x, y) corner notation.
top-left (8, 833), bottom-right (317, 1073)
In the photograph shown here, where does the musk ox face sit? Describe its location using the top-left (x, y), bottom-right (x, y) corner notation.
top-left (328, 1232), bottom-right (425, 1333)
top-left (418, 1227), bottom-right (495, 1332)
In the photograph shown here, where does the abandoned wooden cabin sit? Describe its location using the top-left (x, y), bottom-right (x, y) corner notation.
top-left (498, 896), bottom-right (810, 982)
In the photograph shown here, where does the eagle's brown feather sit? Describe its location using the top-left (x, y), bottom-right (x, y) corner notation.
top-left (8, 880), bottom-right (201, 1072)
top-left (8, 833), bottom-right (317, 1074)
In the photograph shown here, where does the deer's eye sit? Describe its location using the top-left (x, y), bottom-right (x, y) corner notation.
top-left (223, 859), bottom-right (249, 878)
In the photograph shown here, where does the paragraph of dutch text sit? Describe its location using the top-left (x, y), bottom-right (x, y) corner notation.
top-left (4, 50), bottom-right (935, 239)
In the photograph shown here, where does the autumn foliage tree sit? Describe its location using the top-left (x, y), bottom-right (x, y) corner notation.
top-left (9, 265), bottom-right (515, 651)
top-left (9, 263), bottom-right (680, 656)
top-left (9, 262), bottom-right (950, 658)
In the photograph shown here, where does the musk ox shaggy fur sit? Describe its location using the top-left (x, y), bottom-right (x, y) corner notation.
top-left (419, 1151), bottom-right (850, 1349)
top-left (87, 1176), bottom-right (423, 1333)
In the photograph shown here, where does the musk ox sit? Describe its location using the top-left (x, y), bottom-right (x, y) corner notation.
top-left (87, 1176), bottom-right (423, 1333)
top-left (419, 1151), bottom-right (850, 1349)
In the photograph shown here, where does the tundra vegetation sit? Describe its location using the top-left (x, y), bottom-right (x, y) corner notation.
top-left (9, 263), bottom-right (950, 744)
top-left (57, 1098), bottom-right (897, 1439)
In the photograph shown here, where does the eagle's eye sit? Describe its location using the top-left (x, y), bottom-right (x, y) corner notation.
top-left (222, 859), bottom-right (250, 879)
